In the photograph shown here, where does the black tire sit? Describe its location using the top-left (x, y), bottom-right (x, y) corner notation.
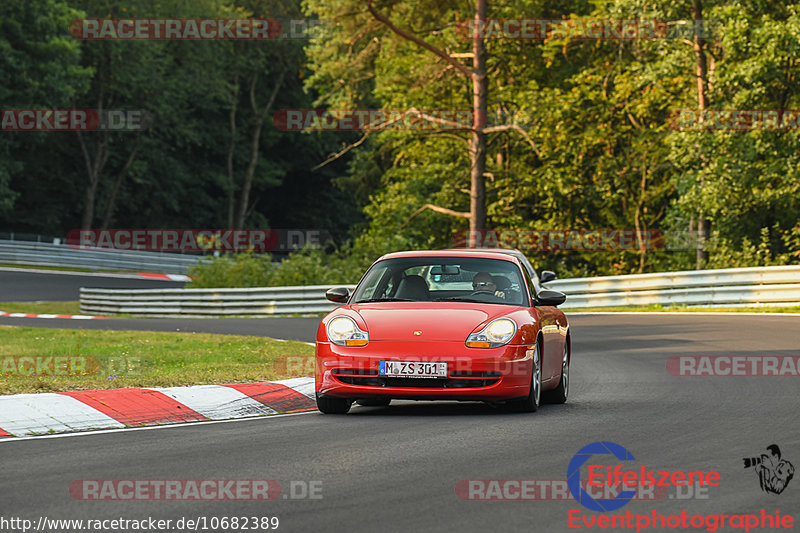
top-left (355, 398), bottom-right (391, 407)
top-left (544, 339), bottom-right (569, 404)
top-left (316, 394), bottom-right (352, 414)
top-left (506, 340), bottom-right (542, 413)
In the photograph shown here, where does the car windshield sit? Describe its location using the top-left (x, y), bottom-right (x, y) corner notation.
top-left (352, 257), bottom-right (527, 306)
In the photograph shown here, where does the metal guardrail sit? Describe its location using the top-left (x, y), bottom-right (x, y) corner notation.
top-left (80, 285), bottom-right (357, 317)
top-left (79, 265), bottom-right (800, 317)
top-left (0, 240), bottom-right (203, 274)
top-left (545, 265), bottom-right (800, 309)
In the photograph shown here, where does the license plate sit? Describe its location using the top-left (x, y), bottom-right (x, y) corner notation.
top-left (379, 361), bottom-right (448, 378)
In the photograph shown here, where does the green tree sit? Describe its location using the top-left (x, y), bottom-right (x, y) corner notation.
top-left (0, 0), bottom-right (92, 217)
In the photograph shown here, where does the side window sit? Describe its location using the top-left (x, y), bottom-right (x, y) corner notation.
top-left (359, 276), bottom-right (382, 299)
top-left (519, 264), bottom-right (536, 306)
top-left (357, 266), bottom-right (394, 300)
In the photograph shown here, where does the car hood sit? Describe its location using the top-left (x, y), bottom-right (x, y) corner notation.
top-left (350, 303), bottom-right (510, 341)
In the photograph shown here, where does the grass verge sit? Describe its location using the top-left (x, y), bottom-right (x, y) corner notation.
top-left (0, 263), bottom-right (97, 273)
top-left (0, 301), bottom-right (83, 315)
top-left (0, 325), bottom-right (314, 395)
top-left (0, 262), bottom-right (157, 274)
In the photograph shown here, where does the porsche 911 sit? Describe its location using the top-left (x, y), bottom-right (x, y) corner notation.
top-left (315, 248), bottom-right (570, 414)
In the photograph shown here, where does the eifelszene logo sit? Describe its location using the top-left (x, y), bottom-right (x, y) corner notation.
top-left (567, 441), bottom-right (721, 512)
top-left (743, 444), bottom-right (795, 495)
top-left (567, 441), bottom-right (637, 512)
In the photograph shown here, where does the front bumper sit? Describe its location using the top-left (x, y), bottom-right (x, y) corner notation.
top-left (315, 340), bottom-right (534, 401)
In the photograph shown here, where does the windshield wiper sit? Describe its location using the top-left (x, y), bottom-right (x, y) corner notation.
top-left (435, 297), bottom-right (489, 303)
top-left (354, 297), bottom-right (415, 303)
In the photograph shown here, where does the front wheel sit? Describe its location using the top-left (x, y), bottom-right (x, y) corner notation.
top-left (506, 342), bottom-right (541, 413)
top-left (544, 340), bottom-right (569, 404)
top-left (316, 393), bottom-right (352, 414)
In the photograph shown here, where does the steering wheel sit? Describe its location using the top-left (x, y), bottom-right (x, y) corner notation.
top-left (470, 290), bottom-right (495, 296)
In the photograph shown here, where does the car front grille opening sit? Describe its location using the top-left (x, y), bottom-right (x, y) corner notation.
top-left (332, 368), bottom-right (379, 376)
top-left (334, 376), bottom-right (500, 389)
top-left (449, 371), bottom-right (502, 378)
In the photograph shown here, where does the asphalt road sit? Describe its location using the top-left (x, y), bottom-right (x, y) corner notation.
top-left (2, 313), bottom-right (799, 533)
top-left (0, 268), bottom-right (186, 301)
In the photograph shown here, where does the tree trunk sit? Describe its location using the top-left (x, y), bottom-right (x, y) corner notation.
top-left (100, 133), bottom-right (141, 228)
top-left (634, 163), bottom-right (648, 273)
top-left (235, 70), bottom-right (285, 229)
top-left (81, 179), bottom-right (97, 230)
top-left (227, 70), bottom-right (239, 229)
top-left (468, 0), bottom-right (488, 241)
top-left (693, 0), bottom-right (710, 269)
top-left (79, 60), bottom-right (107, 231)
top-left (364, 0), bottom-right (490, 240)
top-left (77, 132), bottom-right (109, 231)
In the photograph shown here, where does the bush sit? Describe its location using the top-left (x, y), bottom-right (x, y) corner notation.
top-left (188, 244), bottom-right (377, 288)
top-left (705, 225), bottom-right (800, 269)
top-left (188, 253), bottom-right (275, 288)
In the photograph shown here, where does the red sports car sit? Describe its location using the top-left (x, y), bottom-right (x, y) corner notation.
top-left (315, 248), bottom-right (570, 414)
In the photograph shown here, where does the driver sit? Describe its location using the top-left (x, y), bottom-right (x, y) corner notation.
top-left (472, 272), bottom-right (505, 299)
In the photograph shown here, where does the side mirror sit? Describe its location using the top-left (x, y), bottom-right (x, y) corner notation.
top-left (535, 289), bottom-right (566, 307)
top-left (325, 287), bottom-right (350, 303)
top-left (540, 270), bottom-right (557, 284)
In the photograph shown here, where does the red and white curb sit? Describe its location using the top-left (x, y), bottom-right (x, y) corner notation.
top-left (0, 311), bottom-right (108, 320)
top-left (0, 377), bottom-right (315, 438)
top-left (135, 272), bottom-right (192, 282)
top-left (0, 266), bottom-right (191, 282)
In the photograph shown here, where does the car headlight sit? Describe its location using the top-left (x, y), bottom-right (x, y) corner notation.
top-left (466, 318), bottom-right (517, 348)
top-left (326, 316), bottom-right (369, 347)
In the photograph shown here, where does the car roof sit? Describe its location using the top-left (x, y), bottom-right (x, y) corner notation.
top-left (442, 247), bottom-right (528, 259)
top-left (378, 248), bottom-right (523, 263)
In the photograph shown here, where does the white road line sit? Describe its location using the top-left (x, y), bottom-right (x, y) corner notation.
top-left (0, 410), bottom-right (318, 443)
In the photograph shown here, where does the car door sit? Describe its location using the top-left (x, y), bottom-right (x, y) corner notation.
top-left (520, 263), bottom-right (561, 383)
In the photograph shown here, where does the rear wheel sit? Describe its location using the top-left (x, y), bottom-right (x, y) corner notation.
top-left (356, 398), bottom-right (391, 407)
top-left (316, 394), bottom-right (352, 414)
top-left (544, 340), bottom-right (569, 404)
top-left (506, 341), bottom-right (541, 413)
